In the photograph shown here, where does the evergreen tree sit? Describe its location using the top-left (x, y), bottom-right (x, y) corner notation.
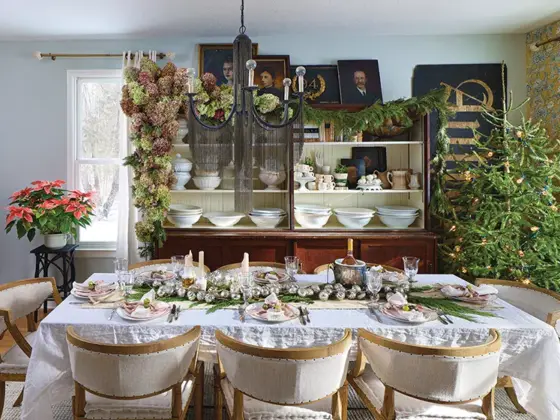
top-left (439, 82), bottom-right (560, 291)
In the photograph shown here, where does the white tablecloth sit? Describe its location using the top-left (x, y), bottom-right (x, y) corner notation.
top-left (22, 274), bottom-right (560, 420)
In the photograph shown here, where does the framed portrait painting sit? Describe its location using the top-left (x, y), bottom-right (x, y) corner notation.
top-left (290, 65), bottom-right (340, 104)
top-left (198, 43), bottom-right (259, 86)
top-left (253, 55), bottom-right (291, 100)
top-left (337, 60), bottom-right (383, 105)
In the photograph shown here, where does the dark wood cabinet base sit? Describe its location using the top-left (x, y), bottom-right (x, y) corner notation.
top-left (157, 229), bottom-right (438, 273)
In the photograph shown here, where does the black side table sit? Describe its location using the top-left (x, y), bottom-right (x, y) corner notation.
top-left (30, 244), bottom-right (78, 316)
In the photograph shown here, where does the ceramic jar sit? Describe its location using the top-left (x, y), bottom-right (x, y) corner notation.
top-left (387, 170), bottom-right (409, 190)
top-left (408, 172), bottom-right (422, 189)
top-left (174, 117), bottom-right (188, 144)
top-left (172, 154), bottom-right (192, 173)
top-left (44, 233), bottom-right (68, 249)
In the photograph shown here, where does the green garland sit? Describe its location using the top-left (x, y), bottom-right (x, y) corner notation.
top-left (408, 296), bottom-right (499, 322)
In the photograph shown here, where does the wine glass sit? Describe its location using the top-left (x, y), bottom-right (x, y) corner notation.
top-left (120, 272), bottom-right (135, 301)
top-left (171, 255), bottom-right (184, 277)
top-left (366, 269), bottom-right (383, 306)
top-left (113, 257), bottom-right (128, 285)
top-left (239, 273), bottom-right (254, 307)
top-left (402, 256), bottom-right (420, 283)
top-left (285, 256), bottom-right (299, 281)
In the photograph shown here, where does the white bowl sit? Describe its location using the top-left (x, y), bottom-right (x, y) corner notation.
top-left (259, 169), bottom-right (286, 190)
top-left (167, 213), bottom-right (202, 228)
top-left (169, 204), bottom-right (203, 214)
top-left (294, 204), bottom-right (331, 214)
top-left (378, 214), bottom-right (418, 228)
top-left (335, 214), bottom-right (373, 229)
top-left (193, 176), bottom-right (222, 190)
top-left (334, 207), bottom-right (374, 217)
top-left (295, 211), bottom-right (331, 229)
top-left (249, 214), bottom-right (285, 228)
top-left (204, 212), bottom-right (245, 227)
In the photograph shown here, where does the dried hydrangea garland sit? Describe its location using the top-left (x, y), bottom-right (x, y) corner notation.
top-left (121, 59), bottom-right (189, 257)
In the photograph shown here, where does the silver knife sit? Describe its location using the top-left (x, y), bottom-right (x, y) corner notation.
top-left (167, 305), bottom-right (176, 323)
top-left (174, 306), bottom-right (181, 321)
top-left (298, 306), bottom-right (307, 326)
top-left (369, 305), bottom-right (382, 323)
top-left (238, 305), bottom-right (246, 323)
top-left (108, 308), bottom-right (117, 320)
top-left (303, 307), bottom-right (311, 323)
top-left (436, 310), bottom-right (449, 325)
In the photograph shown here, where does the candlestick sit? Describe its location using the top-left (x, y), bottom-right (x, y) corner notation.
top-left (186, 68), bottom-right (195, 94)
top-left (199, 251), bottom-right (204, 278)
top-left (295, 66), bottom-right (306, 93)
top-left (246, 59), bottom-right (257, 87)
top-left (241, 252), bottom-right (249, 275)
top-left (283, 78), bottom-right (291, 101)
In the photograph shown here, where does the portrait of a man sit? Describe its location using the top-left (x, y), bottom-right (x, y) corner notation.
top-left (337, 60), bottom-right (383, 105)
top-left (254, 55), bottom-right (290, 101)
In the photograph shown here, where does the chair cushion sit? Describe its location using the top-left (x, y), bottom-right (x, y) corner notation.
top-left (352, 366), bottom-right (487, 419)
top-left (84, 378), bottom-right (194, 420)
top-left (221, 378), bottom-right (332, 420)
top-left (0, 331), bottom-right (37, 375)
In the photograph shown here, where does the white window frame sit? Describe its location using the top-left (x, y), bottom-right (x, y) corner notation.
top-left (67, 69), bottom-right (124, 254)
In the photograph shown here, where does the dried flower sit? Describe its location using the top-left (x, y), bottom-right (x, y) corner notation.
top-left (145, 82), bottom-right (159, 98)
top-left (123, 67), bottom-right (139, 84)
top-left (138, 71), bottom-right (154, 86)
top-left (161, 62), bottom-right (177, 78)
top-left (201, 72), bottom-right (217, 92)
top-left (152, 138), bottom-right (171, 156)
top-left (157, 76), bottom-right (173, 96)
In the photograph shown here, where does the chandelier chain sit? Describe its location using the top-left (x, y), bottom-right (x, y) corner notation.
top-left (239, 0), bottom-right (246, 34)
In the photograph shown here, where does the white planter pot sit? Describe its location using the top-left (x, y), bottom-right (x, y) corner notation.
top-left (334, 173), bottom-right (348, 181)
top-left (44, 234), bottom-right (68, 249)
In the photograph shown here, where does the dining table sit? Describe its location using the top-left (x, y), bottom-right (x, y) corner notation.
top-left (21, 273), bottom-right (560, 420)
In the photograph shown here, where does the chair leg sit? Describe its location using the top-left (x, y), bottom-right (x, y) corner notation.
top-left (26, 313), bottom-right (37, 332)
top-left (0, 381), bottom-right (5, 419)
top-left (340, 381), bottom-right (348, 420)
top-left (504, 384), bottom-right (527, 414)
top-left (381, 386), bottom-right (395, 420)
top-left (195, 362), bottom-right (204, 420)
top-left (482, 388), bottom-right (495, 420)
top-left (214, 364), bottom-right (224, 420)
top-left (13, 389), bottom-right (24, 407)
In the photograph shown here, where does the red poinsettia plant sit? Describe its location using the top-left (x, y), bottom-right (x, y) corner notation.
top-left (5, 180), bottom-right (95, 241)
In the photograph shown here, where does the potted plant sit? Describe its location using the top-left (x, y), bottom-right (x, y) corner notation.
top-left (334, 164), bottom-right (349, 184)
top-left (5, 180), bottom-right (95, 249)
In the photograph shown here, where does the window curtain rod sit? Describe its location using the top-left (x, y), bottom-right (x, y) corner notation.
top-left (529, 35), bottom-right (560, 52)
top-left (33, 51), bottom-right (176, 61)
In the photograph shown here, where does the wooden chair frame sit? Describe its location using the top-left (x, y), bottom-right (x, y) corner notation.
top-left (0, 277), bottom-right (61, 416)
top-left (129, 258), bottom-right (210, 273)
top-left (313, 263), bottom-right (404, 275)
top-left (214, 329), bottom-right (352, 420)
top-left (67, 325), bottom-right (203, 420)
top-left (476, 278), bottom-right (560, 414)
top-left (217, 262), bottom-right (286, 272)
top-left (348, 328), bottom-right (501, 420)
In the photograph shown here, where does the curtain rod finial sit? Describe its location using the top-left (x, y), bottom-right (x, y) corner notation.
top-left (33, 51), bottom-right (43, 60)
top-left (166, 52), bottom-right (176, 60)
top-left (529, 43), bottom-right (540, 52)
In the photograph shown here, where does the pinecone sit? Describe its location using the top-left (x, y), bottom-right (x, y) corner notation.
top-left (152, 138), bottom-right (171, 156)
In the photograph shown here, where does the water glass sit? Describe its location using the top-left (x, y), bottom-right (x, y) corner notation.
top-left (285, 256), bottom-right (299, 280)
top-left (239, 274), bottom-right (254, 306)
top-left (402, 256), bottom-right (420, 283)
top-left (366, 269), bottom-right (383, 304)
top-left (120, 272), bottom-right (135, 300)
top-left (171, 255), bottom-right (184, 276)
top-left (113, 258), bottom-right (128, 281)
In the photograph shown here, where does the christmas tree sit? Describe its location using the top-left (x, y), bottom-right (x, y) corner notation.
top-left (438, 76), bottom-right (560, 291)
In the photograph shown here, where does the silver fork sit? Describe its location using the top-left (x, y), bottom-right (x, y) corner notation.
top-left (303, 307), bottom-right (311, 323)
top-left (108, 308), bottom-right (117, 320)
top-left (238, 305), bottom-right (246, 322)
top-left (175, 306), bottom-right (181, 321)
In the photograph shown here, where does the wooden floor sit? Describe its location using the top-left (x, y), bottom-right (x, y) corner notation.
top-left (0, 310), bottom-right (49, 353)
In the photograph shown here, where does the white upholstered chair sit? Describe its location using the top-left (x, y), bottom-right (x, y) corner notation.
top-left (215, 328), bottom-right (352, 420)
top-left (0, 277), bottom-right (61, 417)
top-left (348, 328), bottom-right (501, 420)
top-left (66, 325), bottom-right (203, 420)
top-left (129, 258), bottom-right (211, 273)
top-left (476, 278), bottom-right (560, 413)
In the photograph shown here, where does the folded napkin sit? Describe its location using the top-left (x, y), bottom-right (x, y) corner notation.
top-left (264, 292), bottom-right (279, 306)
top-left (385, 292), bottom-right (426, 322)
top-left (475, 284), bottom-right (499, 296)
top-left (88, 289), bottom-right (123, 305)
top-left (121, 289), bottom-right (169, 318)
top-left (440, 285), bottom-right (466, 297)
top-left (441, 284), bottom-right (499, 298)
top-left (74, 280), bottom-right (114, 292)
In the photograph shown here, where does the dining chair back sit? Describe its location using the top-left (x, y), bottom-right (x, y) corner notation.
top-left (129, 258), bottom-right (210, 273)
top-left (476, 278), bottom-right (560, 328)
top-left (67, 326), bottom-right (200, 399)
top-left (217, 261), bottom-right (285, 272)
top-left (313, 263), bottom-right (404, 274)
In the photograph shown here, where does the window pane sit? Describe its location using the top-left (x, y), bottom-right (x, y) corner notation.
top-left (78, 163), bottom-right (120, 244)
top-left (79, 81), bottom-right (121, 159)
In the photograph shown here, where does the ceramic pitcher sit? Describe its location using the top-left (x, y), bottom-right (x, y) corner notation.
top-left (373, 170), bottom-right (390, 188)
top-left (387, 170), bottom-right (409, 190)
top-left (408, 172), bottom-right (421, 190)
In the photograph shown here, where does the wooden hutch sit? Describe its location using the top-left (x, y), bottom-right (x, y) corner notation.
top-left (156, 106), bottom-right (437, 273)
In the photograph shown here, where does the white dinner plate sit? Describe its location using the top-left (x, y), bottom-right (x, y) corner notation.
top-left (333, 207), bottom-right (375, 216)
top-left (294, 204), bottom-right (331, 214)
top-left (379, 306), bottom-right (438, 324)
top-left (376, 205), bottom-right (419, 215)
top-left (251, 208), bottom-right (286, 215)
top-left (245, 302), bottom-right (299, 323)
top-left (116, 307), bottom-right (171, 322)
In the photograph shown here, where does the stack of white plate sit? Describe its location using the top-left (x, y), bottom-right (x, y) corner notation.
top-left (167, 205), bottom-right (203, 227)
top-left (294, 204), bottom-right (332, 228)
top-left (249, 208), bottom-right (286, 228)
top-left (334, 207), bottom-right (375, 229)
top-left (376, 205), bottom-right (419, 228)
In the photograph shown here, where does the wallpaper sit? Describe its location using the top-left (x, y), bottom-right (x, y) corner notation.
top-left (527, 20), bottom-right (560, 140)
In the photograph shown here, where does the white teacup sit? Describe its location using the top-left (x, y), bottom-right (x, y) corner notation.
top-left (325, 182), bottom-right (335, 190)
top-left (294, 171), bottom-right (303, 178)
top-left (307, 181), bottom-right (316, 190)
top-left (357, 177), bottom-right (367, 186)
top-left (322, 174), bottom-right (334, 182)
top-left (366, 174), bottom-right (375, 182)
top-left (318, 181), bottom-right (327, 191)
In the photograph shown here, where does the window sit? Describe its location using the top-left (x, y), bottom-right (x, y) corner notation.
top-left (67, 70), bottom-right (124, 251)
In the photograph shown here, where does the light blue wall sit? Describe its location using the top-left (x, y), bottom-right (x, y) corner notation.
top-left (0, 33), bottom-right (526, 283)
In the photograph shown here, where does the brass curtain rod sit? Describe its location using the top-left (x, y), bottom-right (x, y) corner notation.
top-left (33, 51), bottom-right (175, 61)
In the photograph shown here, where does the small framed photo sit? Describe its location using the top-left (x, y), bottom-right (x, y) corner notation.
top-left (337, 60), bottom-right (383, 105)
top-left (290, 65), bottom-right (340, 104)
top-left (253, 55), bottom-right (291, 100)
top-left (198, 43), bottom-right (259, 86)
